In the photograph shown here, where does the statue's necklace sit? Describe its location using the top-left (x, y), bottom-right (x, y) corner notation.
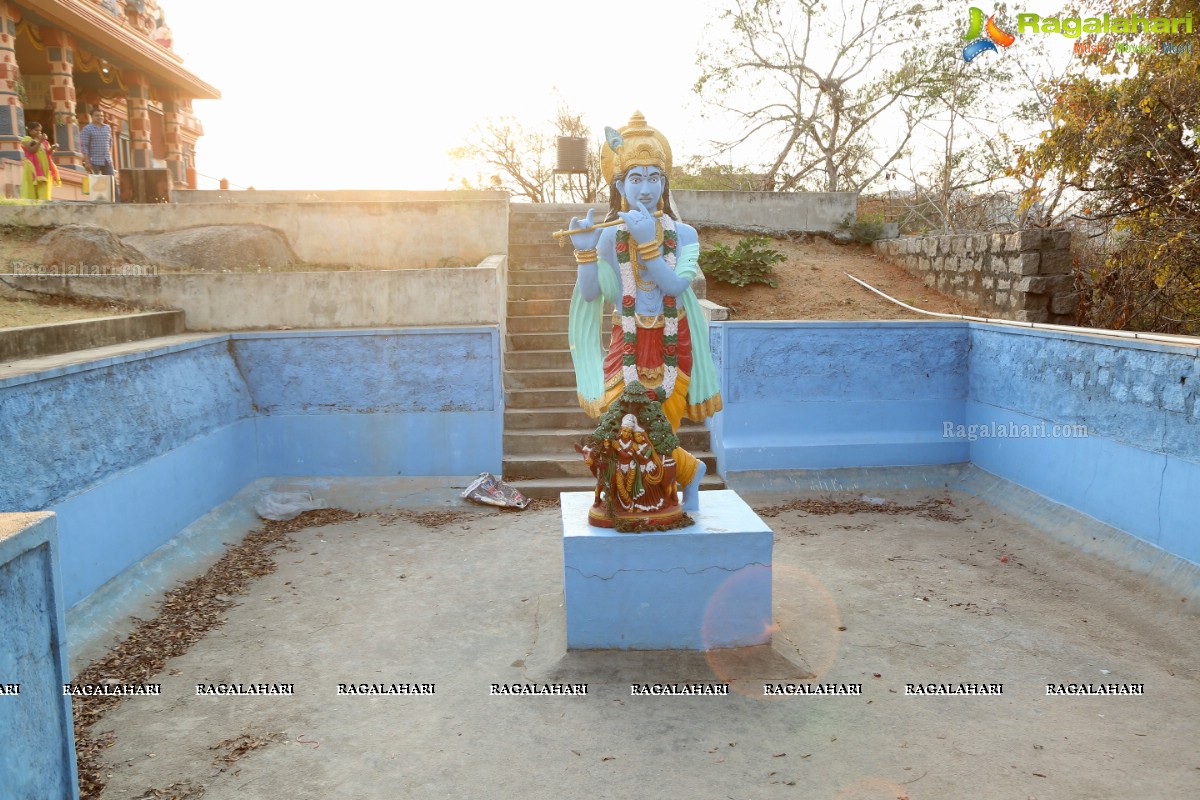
top-left (616, 221), bottom-right (680, 402)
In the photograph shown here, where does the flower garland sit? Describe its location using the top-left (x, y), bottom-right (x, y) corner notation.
top-left (615, 218), bottom-right (679, 402)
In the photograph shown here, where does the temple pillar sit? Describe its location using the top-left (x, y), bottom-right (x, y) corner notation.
top-left (124, 70), bottom-right (152, 168)
top-left (43, 29), bottom-right (83, 171)
top-left (0, 2), bottom-right (24, 165)
top-left (161, 91), bottom-right (184, 186)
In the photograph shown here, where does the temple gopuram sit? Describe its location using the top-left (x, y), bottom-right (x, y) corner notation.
top-left (0, 0), bottom-right (218, 199)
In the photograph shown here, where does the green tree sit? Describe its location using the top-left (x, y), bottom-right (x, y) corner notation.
top-left (1017, 0), bottom-right (1199, 333)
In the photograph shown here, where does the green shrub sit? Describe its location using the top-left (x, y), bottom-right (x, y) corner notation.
top-left (698, 236), bottom-right (785, 288)
top-left (836, 213), bottom-right (885, 244)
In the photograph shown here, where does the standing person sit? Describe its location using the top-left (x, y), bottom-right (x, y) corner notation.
top-left (20, 122), bottom-right (60, 201)
top-left (79, 108), bottom-right (115, 176)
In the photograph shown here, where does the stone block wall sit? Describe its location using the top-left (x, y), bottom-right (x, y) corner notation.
top-left (872, 230), bottom-right (1077, 324)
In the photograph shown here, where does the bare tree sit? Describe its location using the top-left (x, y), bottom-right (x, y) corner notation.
top-left (449, 105), bottom-right (603, 203)
top-left (893, 55), bottom-right (1014, 232)
top-left (695, 0), bottom-right (963, 193)
top-left (449, 117), bottom-right (552, 202)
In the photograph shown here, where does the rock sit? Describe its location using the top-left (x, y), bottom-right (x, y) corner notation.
top-left (123, 225), bottom-right (297, 271)
top-left (43, 224), bottom-right (147, 269)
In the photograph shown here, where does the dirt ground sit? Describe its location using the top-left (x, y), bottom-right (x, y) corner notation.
top-left (698, 227), bottom-right (984, 321)
top-left (0, 225), bottom-right (136, 327)
top-left (0, 281), bottom-right (139, 328)
top-left (75, 475), bottom-right (1200, 800)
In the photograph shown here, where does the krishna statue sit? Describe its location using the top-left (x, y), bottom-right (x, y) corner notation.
top-left (562, 111), bottom-right (722, 531)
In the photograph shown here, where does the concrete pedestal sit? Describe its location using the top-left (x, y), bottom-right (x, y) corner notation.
top-left (0, 512), bottom-right (80, 799)
top-left (562, 490), bottom-right (773, 650)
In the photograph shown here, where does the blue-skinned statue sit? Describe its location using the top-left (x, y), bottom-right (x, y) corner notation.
top-left (564, 111), bottom-right (722, 530)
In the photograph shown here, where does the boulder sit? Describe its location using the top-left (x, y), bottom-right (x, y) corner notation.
top-left (42, 224), bottom-right (147, 269)
top-left (122, 225), bottom-right (297, 271)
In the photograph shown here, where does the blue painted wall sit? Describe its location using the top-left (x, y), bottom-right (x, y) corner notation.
top-left (3, 318), bottom-right (1193, 612)
top-left (0, 340), bottom-right (253, 511)
top-left (967, 324), bottom-right (1200, 563)
top-left (0, 328), bottom-right (504, 608)
top-left (711, 322), bottom-right (969, 471)
top-left (708, 320), bottom-right (1199, 566)
top-left (233, 329), bottom-right (502, 477)
top-left (0, 341), bottom-right (258, 605)
top-left (52, 421), bottom-right (258, 606)
top-left (0, 513), bottom-right (79, 800)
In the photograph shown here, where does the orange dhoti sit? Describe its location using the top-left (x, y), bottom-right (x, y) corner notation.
top-left (600, 308), bottom-right (720, 490)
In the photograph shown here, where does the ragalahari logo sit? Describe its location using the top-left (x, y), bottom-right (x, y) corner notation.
top-left (962, 7), bottom-right (1016, 62)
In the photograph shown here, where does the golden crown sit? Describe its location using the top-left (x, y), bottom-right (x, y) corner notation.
top-left (601, 111), bottom-right (673, 186)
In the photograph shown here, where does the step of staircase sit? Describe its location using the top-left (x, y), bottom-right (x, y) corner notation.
top-left (507, 387), bottom-right (580, 408)
top-left (510, 255), bottom-right (582, 269)
top-left (507, 268), bottom-right (578, 285)
top-left (512, 474), bottom-right (726, 501)
top-left (508, 283), bottom-right (575, 301)
top-left (509, 204), bottom-right (595, 223)
top-left (504, 349), bottom-right (574, 371)
top-left (508, 240), bottom-right (585, 258)
top-left (508, 314), bottom-right (572, 334)
top-left (505, 427), bottom-right (714, 454)
top-left (507, 298), bottom-right (572, 317)
top-left (507, 331), bottom-right (569, 351)
top-left (503, 406), bottom-right (715, 431)
top-left (504, 451), bottom-right (719, 480)
top-left (503, 407), bottom-right (591, 429)
top-left (502, 368), bottom-right (576, 390)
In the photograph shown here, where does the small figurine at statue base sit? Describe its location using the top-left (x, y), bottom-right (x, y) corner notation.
top-left (575, 383), bottom-right (694, 533)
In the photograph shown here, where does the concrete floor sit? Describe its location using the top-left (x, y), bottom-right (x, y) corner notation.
top-left (80, 468), bottom-right (1200, 800)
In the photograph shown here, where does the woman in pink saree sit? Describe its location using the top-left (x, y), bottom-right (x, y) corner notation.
top-left (21, 122), bottom-right (61, 201)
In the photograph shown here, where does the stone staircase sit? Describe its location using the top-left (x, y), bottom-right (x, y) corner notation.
top-left (503, 203), bottom-right (724, 500)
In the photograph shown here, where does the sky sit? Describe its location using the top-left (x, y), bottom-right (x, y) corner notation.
top-left (166, 0), bottom-right (722, 190)
top-left (163, 0), bottom-right (1085, 192)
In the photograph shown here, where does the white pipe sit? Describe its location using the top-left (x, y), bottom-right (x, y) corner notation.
top-left (845, 273), bottom-right (1200, 349)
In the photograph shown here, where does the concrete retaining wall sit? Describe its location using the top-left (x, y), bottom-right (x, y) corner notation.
top-left (872, 230), bottom-right (1077, 324)
top-left (0, 328), bottom-right (503, 607)
top-left (173, 189), bottom-right (504, 204)
top-left (708, 321), bottom-right (969, 473)
top-left (709, 320), bottom-right (1200, 566)
top-left (673, 190), bottom-right (856, 233)
top-left (0, 197), bottom-right (509, 268)
top-left (0, 310), bottom-right (185, 362)
top-left (0, 512), bottom-right (79, 800)
top-left (967, 325), bottom-right (1200, 564)
top-left (9, 256), bottom-right (506, 330)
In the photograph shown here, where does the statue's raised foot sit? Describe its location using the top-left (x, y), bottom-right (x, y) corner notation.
top-left (681, 459), bottom-right (706, 512)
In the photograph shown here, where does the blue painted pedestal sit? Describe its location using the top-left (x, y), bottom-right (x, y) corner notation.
top-left (562, 490), bottom-right (774, 650)
top-left (0, 512), bottom-right (80, 800)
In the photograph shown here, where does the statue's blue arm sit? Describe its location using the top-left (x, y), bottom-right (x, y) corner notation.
top-left (576, 228), bottom-right (619, 303)
top-left (643, 222), bottom-right (697, 296)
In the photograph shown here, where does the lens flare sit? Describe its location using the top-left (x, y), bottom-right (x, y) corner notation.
top-left (702, 564), bottom-right (843, 698)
